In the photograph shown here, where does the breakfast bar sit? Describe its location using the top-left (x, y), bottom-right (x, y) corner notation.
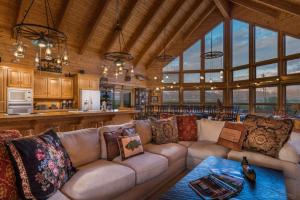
top-left (0, 110), bottom-right (137, 135)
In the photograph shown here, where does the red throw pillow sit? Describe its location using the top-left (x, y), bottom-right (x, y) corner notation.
top-left (0, 130), bottom-right (22, 200)
top-left (176, 115), bottom-right (197, 141)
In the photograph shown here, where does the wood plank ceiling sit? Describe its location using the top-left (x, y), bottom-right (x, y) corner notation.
top-left (0, 0), bottom-right (299, 77)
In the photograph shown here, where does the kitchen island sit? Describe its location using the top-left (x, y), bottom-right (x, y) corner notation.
top-left (0, 110), bottom-right (138, 135)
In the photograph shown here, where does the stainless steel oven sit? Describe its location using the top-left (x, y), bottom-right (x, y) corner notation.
top-left (7, 88), bottom-right (33, 114)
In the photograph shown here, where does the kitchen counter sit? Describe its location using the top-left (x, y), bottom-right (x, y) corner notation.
top-left (0, 110), bottom-right (138, 135)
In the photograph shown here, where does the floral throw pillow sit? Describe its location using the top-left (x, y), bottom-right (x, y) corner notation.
top-left (176, 115), bottom-right (198, 141)
top-left (243, 115), bottom-right (293, 158)
top-left (151, 116), bottom-right (178, 144)
top-left (117, 135), bottom-right (144, 160)
top-left (0, 130), bottom-right (22, 200)
top-left (6, 129), bottom-right (76, 200)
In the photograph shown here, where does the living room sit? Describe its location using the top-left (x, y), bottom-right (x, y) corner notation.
top-left (0, 0), bottom-right (300, 200)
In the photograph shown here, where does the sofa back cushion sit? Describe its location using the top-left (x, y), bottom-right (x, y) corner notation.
top-left (59, 128), bottom-right (100, 168)
top-left (197, 119), bottom-right (225, 142)
top-left (243, 115), bottom-right (294, 158)
top-left (134, 120), bottom-right (152, 145)
top-left (150, 116), bottom-right (178, 144)
top-left (176, 115), bottom-right (198, 141)
top-left (100, 122), bottom-right (135, 159)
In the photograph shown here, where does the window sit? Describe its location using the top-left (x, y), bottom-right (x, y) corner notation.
top-left (162, 90), bottom-right (179, 104)
top-left (255, 26), bottom-right (278, 62)
top-left (123, 90), bottom-right (132, 108)
top-left (255, 86), bottom-right (278, 113)
top-left (183, 90), bottom-right (200, 104)
top-left (287, 58), bottom-right (300, 74)
top-left (183, 40), bottom-right (201, 70)
top-left (285, 35), bottom-right (300, 56)
top-left (233, 89), bottom-right (249, 113)
top-left (163, 57), bottom-right (179, 72)
top-left (256, 63), bottom-right (278, 78)
top-left (162, 74), bottom-right (179, 84)
top-left (233, 68), bottom-right (249, 81)
top-left (232, 20), bottom-right (249, 67)
top-left (113, 91), bottom-right (121, 109)
top-left (205, 23), bottom-right (224, 69)
top-left (205, 90), bottom-right (223, 103)
top-left (286, 85), bottom-right (300, 115)
top-left (205, 72), bottom-right (223, 82)
top-left (184, 73), bottom-right (200, 83)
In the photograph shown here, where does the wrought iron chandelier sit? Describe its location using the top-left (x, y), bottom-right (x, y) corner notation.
top-left (12, 0), bottom-right (69, 73)
top-left (156, 26), bottom-right (175, 63)
top-left (103, 0), bottom-right (134, 78)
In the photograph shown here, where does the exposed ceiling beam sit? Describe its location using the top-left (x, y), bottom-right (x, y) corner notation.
top-left (184, 4), bottom-right (216, 41)
top-left (15, 0), bottom-right (31, 25)
top-left (99, 0), bottom-right (139, 56)
top-left (145, 0), bottom-right (205, 69)
top-left (133, 0), bottom-right (186, 67)
top-left (55, 0), bottom-right (75, 30)
top-left (255, 0), bottom-right (300, 17)
top-left (213, 0), bottom-right (230, 19)
top-left (79, 0), bottom-right (110, 54)
top-left (230, 0), bottom-right (280, 18)
top-left (122, 0), bottom-right (164, 52)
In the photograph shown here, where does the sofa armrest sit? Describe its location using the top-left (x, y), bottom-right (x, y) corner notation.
top-left (279, 142), bottom-right (299, 164)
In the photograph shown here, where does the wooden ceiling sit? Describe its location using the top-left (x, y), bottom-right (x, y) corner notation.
top-left (0, 0), bottom-right (300, 78)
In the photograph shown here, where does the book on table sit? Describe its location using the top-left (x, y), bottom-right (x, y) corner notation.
top-left (189, 170), bottom-right (244, 200)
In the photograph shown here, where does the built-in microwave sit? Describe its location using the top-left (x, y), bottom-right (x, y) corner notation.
top-left (7, 88), bottom-right (33, 103)
top-left (7, 88), bottom-right (33, 114)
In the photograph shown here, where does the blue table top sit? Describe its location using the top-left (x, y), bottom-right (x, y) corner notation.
top-left (159, 156), bottom-right (286, 200)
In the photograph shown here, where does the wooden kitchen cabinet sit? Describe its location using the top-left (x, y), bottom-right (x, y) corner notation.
top-left (7, 68), bottom-right (33, 88)
top-left (0, 67), bottom-right (6, 113)
top-left (89, 78), bottom-right (99, 90)
top-left (47, 77), bottom-right (61, 98)
top-left (78, 75), bottom-right (99, 90)
top-left (61, 78), bottom-right (73, 99)
top-left (34, 74), bottom-right (48, 98)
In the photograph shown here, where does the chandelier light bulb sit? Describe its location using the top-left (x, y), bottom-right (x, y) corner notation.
top-left (172, 81), bottom-right (176, 85)
top-left (45, 46), bottom-right (52, 60)
top-left (209, 79), bottom-right (213, 83)
top-left (165, 75), bottom-right (169, 79)
top-left (104, 67), bottom-right (108, 72)
top-left (211, 86), bottom-right (214, 90)
top-left (14, 51), bottom-right (18, 57)
top-left (200, 76), bottom-right (204, 80)
top-left (220, 70), bottom-right (223, 74)
top-left (56, 57), bottom-right (62, 64)
top-left (155, 87), bottom-right (160, 91)
top-left (17, 45), bottom-right (24, 53)
top-left (34, 53), bottom-right (39, 63)
top-left (220, 75), bottom-right (223, 79)
top-left (170, 85), bottom-right (174, 89)
top-left (161, 80), bottom-right (164, 83)
top-left (154, 76), bottom-right (157, 80)
top-left (119, 66), bottom-right (123, 71)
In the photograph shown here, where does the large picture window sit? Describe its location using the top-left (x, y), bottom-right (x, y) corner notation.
top-left (183, 90), bottom-right (200, 104)
top-left (285, 35), bottom-right (300, 56)
top-left (162, 90), bottom-right (179, 104)
top-left (286, 85), bottom-right (300, 115)
top-left (233, 68), bottom-right (249, 81)
top-left (287, 58), bottom-right (300, 75)
top-left (184, 73), bottom-right (201, 83)
top-left (162, 74), bottom-right (179, 84)
top-left (232, 20), bottom-right (249, 67)
top-left (256, 63), bottom-right (278, 78)
top-left (232, 89), bottom-right (249, 113)
top-left (205, 72), bottom-right (223, 83)
top-left (162, 57), bottom-right (179, 72)
top-left (183, 40), bottom-right (201, 70)
top-left (205, 90), bottom-right (223, 104)
top-left (255, 26), bottom-right (278, 62)
top-left (255, 86), bottom-right (278, 113)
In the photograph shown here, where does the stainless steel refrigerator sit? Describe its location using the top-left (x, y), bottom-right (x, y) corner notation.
top-left (80, 90), bottom-right (101, 111)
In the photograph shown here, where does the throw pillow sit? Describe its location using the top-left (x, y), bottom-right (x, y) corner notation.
top-left (122, 126), bottom-right (136, 136)
top-left (151, 116), bottom-right (178, 144)
top-left (117, 135), bottom-right (144, 160)
top-left (0, 130), bottom-right (22, 200)
top-left (134, 120), bottom-right (152, 145)
top-left (176, 115), bottom-right (197, 141)
top-left (103, 128), bottom-right (123, 161)
top-left (6, 129), bottom-right (75, 200)
top-left (217, 122), bottom-right (247, 151)
top-left (243, 115), bottom-right (293, 158)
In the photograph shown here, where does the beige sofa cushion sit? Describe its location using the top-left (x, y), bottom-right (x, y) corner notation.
top-left (279, 142), bottom-right (299, 163)
top-left (100, 122), bottom-right (134, 159)
top-left (144, 143), bottom-right (187, 165)
top-left (114, 152), bottom-right (168, 184)
top-left (187, 140), bottom-right (230, 160)
top-left (59, 128), bottom-right (100, 168)
top-left (134, 120), bottom-right (152, 145)
top-left (197, 119), bottom-right (225, 142)
top-left (61, 160), bottom-right (135, 200)
top-left (48, 191), bottom-right (70, 200)
top-left (228, 150), bottom-right (300, 179)
top-left (178, 141), bottom-right (195, 148)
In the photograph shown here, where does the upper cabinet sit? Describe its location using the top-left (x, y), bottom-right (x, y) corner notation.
top-left (78, 74), bottom-right (99, 90)
top-left (7, 68), bottom-right (33, 88)
top-left (34, 73), bottom-right (73, 99)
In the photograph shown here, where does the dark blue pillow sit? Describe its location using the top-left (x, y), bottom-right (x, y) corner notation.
top-left (6, 129), bottom-right (75, 200)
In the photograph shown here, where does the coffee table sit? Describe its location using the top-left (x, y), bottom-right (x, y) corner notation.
top-left (159, 156), bottom-right (287, 200)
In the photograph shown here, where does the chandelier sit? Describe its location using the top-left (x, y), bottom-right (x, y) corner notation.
top-left (156, 26), bottom-right (175, 63)
top-left (12, 0), bottom-right (69, 73)
top-left (103, 0), bottom-right (134, 78)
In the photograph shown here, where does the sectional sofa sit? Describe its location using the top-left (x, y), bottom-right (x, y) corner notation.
top-left (47, 119), bottom-right (300, 200)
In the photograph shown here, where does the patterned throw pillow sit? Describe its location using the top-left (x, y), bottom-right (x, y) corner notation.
top-left (103, 128), bottom-right (123, 161)
top-left (6, 129), bottom-right (75, 200)
top-left (243, 115), bottom-right (293, 158)
top-left (217, 122), bottom-right (247, 151)
top-left (0, 130), bottom-right (22, 200)
top-left (117, 135), bottom-right (144, 160)
top-left (176, 115), bottom-right (197, 141)
top-left (122, 126), bottom-right (136, 136)
top-left (151, 116), bottom-right (178, 144)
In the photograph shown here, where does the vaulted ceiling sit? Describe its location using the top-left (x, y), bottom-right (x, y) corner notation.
top-left (0, 0), bottom-right (300, 79)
